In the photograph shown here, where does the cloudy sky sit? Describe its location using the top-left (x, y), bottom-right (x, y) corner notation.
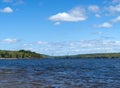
top-left (0, 0), bottom-right (120, 55)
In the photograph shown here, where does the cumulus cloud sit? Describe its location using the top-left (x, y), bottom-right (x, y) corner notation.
top-left (49, 7), bottom-right (87, 22)
top-left (95, 16), bottom-right (120, 29)
top-left (18, 39), bottom-right (120, 56)
top-left (54, 22), bottom-right (61, 25)
top-left (111, 16), bottom-right (120, 22)
top-left (23, 43), bottom-right (33, 46)
top-left (108, 4), bottom-right (120, 13)
top-left (112, 0), bottom-right (120, 3)
top-left (0, 7), bottom-right (13, 13)
top-left (88, 5), bottom-right (100, 13)
top-left (93, 32), bottom-right (104, 35)
top-left (88, 5), bottom-right (101, 18)
top-left (94, 22), bottom-right (112, 28)
top-left (95, 14), bottom-right (101, 18)
top-left (34, 40), bottom-right (120, 55)
top-left (0, 38), bottom-right (18, 44)
top-left (37, 41), bottom-right (48, 45)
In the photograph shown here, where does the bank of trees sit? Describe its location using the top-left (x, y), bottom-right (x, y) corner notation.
top-left (0, 50), bottom-right (45, 59)
top-left (54, 53), bottom-right (120, 59)
top-left (1, 49), bottom-right (120, 59)
top-left (73, 53), bottom-right (120, 58)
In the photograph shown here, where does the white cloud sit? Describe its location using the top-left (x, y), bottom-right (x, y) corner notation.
top-left (88, 5), bottom-right (100, 13)
top-left (16, 39), bottom-right (120, 56)
top-left (49, 7), bottom-right (87, 22)
top-left (95, 14), bottom-right (101, 18)
top-left (0, 7), bottom-right (13, 13)
top-left (112, 0), bottom-right (120, 3)
top-left (108, 4), bottom-right (120, 13)
top-left (111, 16), bottom-right (120, 22)
top-left (37, 41), bottom-right (48, 45)
top-left (93, 32), bottom-right (104, 35)
top-left (23, 43), bottom-right (33, 46)
top-left (88, 5), bottom-right (101, 18)
top-left (54, 22), bottom-right (60, 25)
top-left (1, 38), bottom-right (18, 44)
top-left (34, 40), bottom-right (120, 55)
top-left (94, 22), bottom-right (112, 28)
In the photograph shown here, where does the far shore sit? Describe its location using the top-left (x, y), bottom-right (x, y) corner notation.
top-left (0, 58), bottom-right (17, 59)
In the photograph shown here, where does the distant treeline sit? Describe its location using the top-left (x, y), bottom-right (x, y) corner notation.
top-left (0, 50), bottom-right (45, 59)
top-left (54, 53), bottom-right (120, 59)
top-left (1, 49), bottom-right (120, 59)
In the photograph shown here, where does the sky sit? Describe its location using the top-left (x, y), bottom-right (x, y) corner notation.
top-left (0, 0), bottom-right (120, 56)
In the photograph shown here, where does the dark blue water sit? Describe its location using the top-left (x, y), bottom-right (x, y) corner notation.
top-left (0, 59), bottom-right (120, 88)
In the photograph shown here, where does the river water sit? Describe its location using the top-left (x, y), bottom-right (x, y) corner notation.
top-left (0, 58), bottom-right (120, 88)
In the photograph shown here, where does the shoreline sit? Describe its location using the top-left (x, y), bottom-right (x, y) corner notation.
top-left (0, 57), bottom-right (120, 60)
top-left (0, 58), bottom-right (17, 59)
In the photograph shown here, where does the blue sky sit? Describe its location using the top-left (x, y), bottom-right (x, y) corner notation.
top-left (0, 0), bottom-right (120, 55)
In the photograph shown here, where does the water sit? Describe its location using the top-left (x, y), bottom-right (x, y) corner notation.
top-left (0, 58), bottom-right (120, 88)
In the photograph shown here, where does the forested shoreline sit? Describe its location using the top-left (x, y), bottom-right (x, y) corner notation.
top-left (0, 50), bottom-right (45, 59)
top-left (0, 49), bottom-right (120, 59)
top-left (54, 53), bottom-right (120, 59)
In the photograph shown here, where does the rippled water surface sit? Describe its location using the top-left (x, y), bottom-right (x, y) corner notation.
top-left (0, 58), bottom-right (120, 88)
